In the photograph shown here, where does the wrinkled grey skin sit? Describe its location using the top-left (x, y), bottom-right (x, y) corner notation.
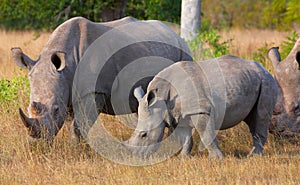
top-left (124, 56), bottom-right (278, 158)
top-left (11, 17), bottom-right (192, 144)
top-left (268, 38), bottom-right (300, 136)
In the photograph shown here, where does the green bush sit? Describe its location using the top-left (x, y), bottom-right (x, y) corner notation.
top-left (252, 43), bottom-right (273, 73)
top-left (0, 76), bottom-right (30, 113)
top-left (0, 0), bottom-right (181, 30)
top-left (188, 29), bottom-right (232, 61)
top-left (252, 31), bottom-right (299, 74)
top-left (279, 31), bottom-right (299, 59)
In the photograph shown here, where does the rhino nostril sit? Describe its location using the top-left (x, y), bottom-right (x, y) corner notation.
top-left (31, 101), bottom-right (43, 115)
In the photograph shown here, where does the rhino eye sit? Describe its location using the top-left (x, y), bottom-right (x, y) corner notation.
top-left (140, 131), bottom-right (148, 138)
top-left (294, 104), bottom-right (299, 113)
top-left (53, 105), bottom-right (59, 114)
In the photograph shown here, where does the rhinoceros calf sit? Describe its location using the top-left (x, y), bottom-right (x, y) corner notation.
top-left (11, 16), bottom-right (192, 143)
top-left (124, 55), bottom-right (278, 158)
top-left (268, 38), bottom-right (300, 136)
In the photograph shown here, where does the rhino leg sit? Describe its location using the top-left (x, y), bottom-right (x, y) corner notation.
top-left (173, 126), bottom-right (193, 156)
top-left (191, 113), bottom-right (224, 159)
top-left (244, 99), bottom-right (273, 156)
top-left (244, 113), bottom-right (268, 156)
top-left (74, 120), bottom-right (84, 143)
top-left (73, 93), bottom-right (104, 142)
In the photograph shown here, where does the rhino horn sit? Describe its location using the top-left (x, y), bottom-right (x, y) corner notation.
top-left (268, 47), bottom-right (281, 68)
top-left (284, 38), bottom-right (300, 64)
top-left (19, 108), bottom-right (39, 128)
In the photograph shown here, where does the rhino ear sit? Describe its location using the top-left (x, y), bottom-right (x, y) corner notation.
top-left (296, 51), bottom-right (300, 70)
top-left (146, 89), bottom-right (158, 106)
top-left (134, 86), bottom-right (145, 102)
top-left (11, 47), bottom-right (36, 70)
top-left (51, 51), bottom-right (66, 71)
top-left (268, 47), bottom-right (281, 68)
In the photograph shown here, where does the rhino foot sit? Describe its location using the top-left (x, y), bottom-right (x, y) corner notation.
top-left (208, 149), bottom-right (225, 159)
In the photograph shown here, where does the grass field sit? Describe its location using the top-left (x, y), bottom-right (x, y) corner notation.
top-left (0, 29), bottom-right (299, 185)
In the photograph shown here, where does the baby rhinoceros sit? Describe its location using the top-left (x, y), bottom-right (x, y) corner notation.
top-left (123, 55), bottom-right (278, 159)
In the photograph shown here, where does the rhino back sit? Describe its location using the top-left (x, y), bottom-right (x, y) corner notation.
top-left (40, 16), bottom-right (191, 95)
top-left (64, 17), bottom-right (192, 114)
top-left (151, 56), bottom-right (274, 129)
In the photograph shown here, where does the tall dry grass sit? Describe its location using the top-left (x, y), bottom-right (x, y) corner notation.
top-left (0, 30), bottom-right (50, 79)
top-left (220, 28), bottom-right (289, 58)
top-left (0, 29), bottom-right (299, 185)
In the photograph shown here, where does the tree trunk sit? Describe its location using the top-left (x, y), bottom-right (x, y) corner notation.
top-left (119, 0), bottom-right (128, 18)
top-left (180, 0), bottom-right (201, 41)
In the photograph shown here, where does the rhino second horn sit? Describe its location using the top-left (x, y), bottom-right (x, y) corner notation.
top-left (19, 108), bottom-right (38, 128)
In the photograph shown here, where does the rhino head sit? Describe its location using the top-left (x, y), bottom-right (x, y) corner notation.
top-left (123, 87), bottom-right (169, 157)
top-left (268, 38), bottom-right (300, 135)
top-left (12, 48), bottom-right (70, 144)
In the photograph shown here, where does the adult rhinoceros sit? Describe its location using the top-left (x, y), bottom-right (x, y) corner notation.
top-left (11, 16), bottom-right (192, 143)
top-left (268, 38), bottom-right (300, 136)
top-left (124, 56), bottom-right (278, 158)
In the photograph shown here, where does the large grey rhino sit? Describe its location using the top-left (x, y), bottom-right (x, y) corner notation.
top-left (124, 55), bottom-right (278, 158)
top-left (11, 16), bottom-right (192, 143)
top-left (268, 38), bottom-right (300, 136)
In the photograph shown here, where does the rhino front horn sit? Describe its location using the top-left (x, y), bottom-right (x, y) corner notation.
top-left (19, 108), bottom-right (38, 128)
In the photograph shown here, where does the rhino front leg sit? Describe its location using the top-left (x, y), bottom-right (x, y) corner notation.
top-left (173, 126), bottom-right (193, 156)
top-left (73, 93), bottom-right (104, 143)
top-left (191, 113), bottom-right (224, 159)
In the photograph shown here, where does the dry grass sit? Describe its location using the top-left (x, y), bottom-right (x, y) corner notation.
top-left (0, 30), bottom-right (299, 185)
top-left (0, 30), bottom-right (50, 79)
top-left (220, 28), bottom-right (289, 58)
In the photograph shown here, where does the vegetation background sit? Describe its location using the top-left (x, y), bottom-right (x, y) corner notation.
top-left (0, 0), bottom-right (299, 30)
top-left (0, 0), bottom-right (300, 184)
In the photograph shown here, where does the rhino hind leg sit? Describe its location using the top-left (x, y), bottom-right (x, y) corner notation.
top-left (244, 96), bottom-right (273, 156)
top-left (191, 113), bottom-right (224, 159)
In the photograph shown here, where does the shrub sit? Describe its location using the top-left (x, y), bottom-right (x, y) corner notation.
top-left (279, 31), bottom-right (299, 59)
top-left (252, 31), bottom-right (299, 74)
top-left (252, 43), bottom-right (273, 73)
top-left (0, 75), bottom-right (30, 113)
top-left (188, 29), bottom-right (233, 61)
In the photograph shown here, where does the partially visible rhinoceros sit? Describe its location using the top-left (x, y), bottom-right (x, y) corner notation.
top-left (268, 38), bottom-right (300, 136)
top-left (11, 16), bottom-right (192, 143)
top-left (124, 56), bottom-right (278, 158)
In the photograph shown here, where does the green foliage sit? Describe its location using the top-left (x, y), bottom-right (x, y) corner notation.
top-left (279, 31), bottom-right (299, 59)
top-left (252, 31), bottom-right (299, 74)
top-left (188, 29), bottom-right (232, 61)
top-left (202, 0), bottom-right (300, 30)
top-left (252, 43), bottom-right (273, 73)
top-left (0, 0), bottom-right (181, 30)
top-left (0, 0), bottom-right (67, 30)
top-left (0, 76), bottom-right (29, 113)
top-left (142, 0), bottom-right (181, 23)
